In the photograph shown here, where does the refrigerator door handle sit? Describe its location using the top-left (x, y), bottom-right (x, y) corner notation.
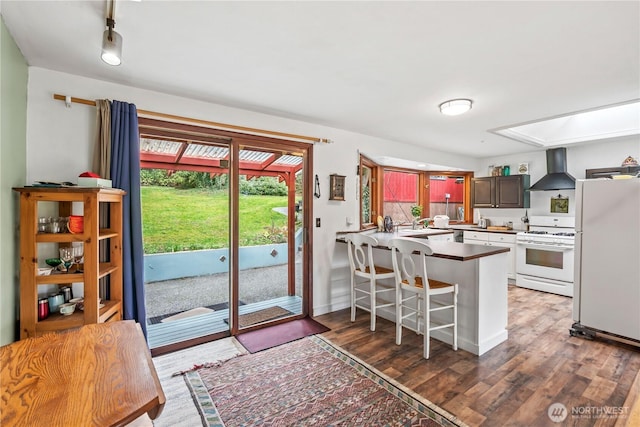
top-left (573, 232), bottom-right (582, 322)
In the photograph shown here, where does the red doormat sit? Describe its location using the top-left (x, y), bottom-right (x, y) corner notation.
top-left (236, 317), bottom-right (330, 353)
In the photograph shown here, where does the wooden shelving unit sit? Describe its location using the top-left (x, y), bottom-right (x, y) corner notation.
top-left (13, 187), bottom-right (125, 339)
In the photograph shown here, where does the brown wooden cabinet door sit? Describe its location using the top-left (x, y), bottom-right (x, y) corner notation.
top-left (472, 177), bottom-right (496, 208)
top-left (496, 175), bottom-right (526, 208)
top-left (472, 175), bottom-right (530, 209)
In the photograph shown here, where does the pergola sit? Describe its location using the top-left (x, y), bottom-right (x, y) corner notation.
top-left (138, 117), bottom-right (303, 207)
top-left (140, 140), bottom-right (303, 181)
top-left (138, 117), bottom-right (306, 296)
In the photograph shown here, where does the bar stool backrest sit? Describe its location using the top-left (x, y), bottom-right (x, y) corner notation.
top-left (389, 237), bottom-right (433, 288)
top-left (345, 233), bottom-right (379, 275)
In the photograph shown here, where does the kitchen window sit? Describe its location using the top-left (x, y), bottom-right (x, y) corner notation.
top-left (359, 154), bottom-right (473, 228)
top-left (383, 169), bottom-right (421, 223)
top-left (359, 156), bottom-right (379, 227)
top-left (427, 174), bottom-right (470, 221)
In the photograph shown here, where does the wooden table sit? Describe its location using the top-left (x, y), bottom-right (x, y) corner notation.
top-left (1, 321), bottom-right (165, 427)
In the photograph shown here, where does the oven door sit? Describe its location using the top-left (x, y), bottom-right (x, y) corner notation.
top-left (516, 241), bottom-right (574, 283)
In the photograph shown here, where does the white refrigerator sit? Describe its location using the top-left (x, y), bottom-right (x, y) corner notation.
top-left (572, 178), bottom-right (640, 342)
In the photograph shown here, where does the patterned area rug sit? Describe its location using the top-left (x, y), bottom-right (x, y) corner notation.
top-left (153, 337), bottom-right (248, 427)
top-left (183, 335), bottom-right (466, 427)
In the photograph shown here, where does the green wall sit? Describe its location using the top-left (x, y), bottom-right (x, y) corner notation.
top-left (0, 16), bottom-right (28, 345)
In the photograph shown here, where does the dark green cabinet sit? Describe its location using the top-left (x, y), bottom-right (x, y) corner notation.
top-left (472, 175), bottom-right (530, 208)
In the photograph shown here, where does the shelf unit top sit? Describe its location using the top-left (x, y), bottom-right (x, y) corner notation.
top-left (13, 186), bottom-right (125, 195)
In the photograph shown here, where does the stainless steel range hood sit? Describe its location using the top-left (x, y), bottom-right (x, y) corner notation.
top-left (529, 147), bottom-right (576, 191)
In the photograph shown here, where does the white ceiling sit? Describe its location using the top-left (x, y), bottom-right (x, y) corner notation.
top-left (2, 1), bottom-right (639, 158)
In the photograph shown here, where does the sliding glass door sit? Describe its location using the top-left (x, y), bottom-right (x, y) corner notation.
top-left (235, 147), bottom-right (305, 331)
top-left (138, 118), bottom-right (312, 353)
top-left (140, 140), bottom-right (232, 352)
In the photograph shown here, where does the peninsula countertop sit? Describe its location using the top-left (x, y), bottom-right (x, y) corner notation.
top-left (336, 230), bottom-right (510, 262)
top-left (432, 224), bottom-right (525, 235)
top-left (335, 228), bottom-right (510, 355)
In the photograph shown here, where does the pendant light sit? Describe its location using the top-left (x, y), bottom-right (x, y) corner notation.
top-left (101, 0), bottom-right (122, 66)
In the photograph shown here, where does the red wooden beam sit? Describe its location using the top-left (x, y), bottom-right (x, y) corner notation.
top-left (140, 161), bottom-right (284, 178)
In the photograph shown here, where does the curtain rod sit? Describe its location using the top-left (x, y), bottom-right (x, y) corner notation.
top-left (52, 94), bottom-right (331, 144)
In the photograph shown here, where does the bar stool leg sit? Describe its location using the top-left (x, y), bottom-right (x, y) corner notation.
top-left (453, 285), bottom-right (458, 351)
top-left (370, 275), bottom-right (376, 331)
top-left (424, 295), bottom-right (431, 359)
top-left (395, 285), bottom-right (402, 345)
top-left (350, 273), bottom-right (356, 323)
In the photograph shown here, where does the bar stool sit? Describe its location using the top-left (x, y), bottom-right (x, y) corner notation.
top-left (345, 233), bottom-right (396, 331)
top-left (388, 237), bottom-right (458, 359)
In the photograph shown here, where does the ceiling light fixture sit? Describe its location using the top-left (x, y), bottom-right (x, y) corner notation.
top-left (101, 0), bottom-right (122, 66)
top-left (439, 99), bottom-right (473, 116)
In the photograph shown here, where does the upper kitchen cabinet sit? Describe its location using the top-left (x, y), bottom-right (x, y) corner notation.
top-left (472, 175), bottom-right (530, 208)
top-left (585, 166), bottom-right (640, 179)
top-left (471, 176), bottom-right (496, 208)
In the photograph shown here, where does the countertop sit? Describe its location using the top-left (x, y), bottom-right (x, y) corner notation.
top-left (336, 231), bottom-right (510, 261)
top-left (339, 224), bottom-right (524, 235)
top-left (432, 224), bottom-right (524, 235)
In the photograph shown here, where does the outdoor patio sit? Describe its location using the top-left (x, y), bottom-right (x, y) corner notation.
top-left (145, 263), bottom-right (303, 349)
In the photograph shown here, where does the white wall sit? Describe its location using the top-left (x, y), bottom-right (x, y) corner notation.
top-left (474, 137), bottom-right (640, 229)
top-left (0, 18), bottom-right (28, 345)
top-left (19, 67), bottom-right (640, 326)
top-left (25, 67), bottom-right (480, 317)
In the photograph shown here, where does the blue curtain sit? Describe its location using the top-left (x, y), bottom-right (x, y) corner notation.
top-left (110, 101), bottom-right (147, 338)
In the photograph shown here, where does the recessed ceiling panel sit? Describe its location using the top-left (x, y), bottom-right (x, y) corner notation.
top-left (491, 101), bottom-right (640, 147)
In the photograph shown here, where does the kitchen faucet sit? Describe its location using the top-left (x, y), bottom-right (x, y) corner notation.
top-left (412, 217), bottom-right (431, 229)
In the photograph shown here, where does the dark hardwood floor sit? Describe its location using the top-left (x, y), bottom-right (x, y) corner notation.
top-left (316, 285), bottom-right (640, 426)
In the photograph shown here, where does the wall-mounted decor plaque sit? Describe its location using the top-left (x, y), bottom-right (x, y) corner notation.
top-left (329, 174), bottom-right (346, 201)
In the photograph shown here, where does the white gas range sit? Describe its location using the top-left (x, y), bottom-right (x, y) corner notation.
top-left (515, 216), bottom-right (575, 297)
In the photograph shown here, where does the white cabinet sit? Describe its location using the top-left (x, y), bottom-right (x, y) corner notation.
top-left (489, 233), bottom-right (516, 245)
top-left (489, 233), bottom-right (516, 280)
top-left (427, 232), bottom-right (454, 242)
top-left (463, 230), bottom-right (488, 242)
top-left (463, 231), bottom-right (516, 279)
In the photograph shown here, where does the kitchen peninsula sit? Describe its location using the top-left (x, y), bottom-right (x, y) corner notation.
top-left (337, 229), bottom-right (510, 356)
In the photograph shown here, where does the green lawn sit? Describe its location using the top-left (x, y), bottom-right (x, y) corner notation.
top-left (141, 186), bottom-right (290, 254)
